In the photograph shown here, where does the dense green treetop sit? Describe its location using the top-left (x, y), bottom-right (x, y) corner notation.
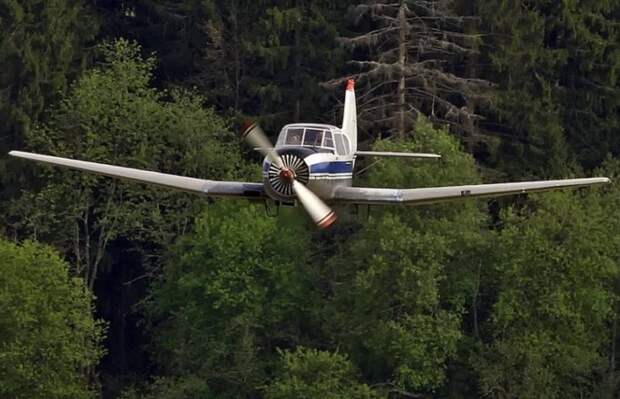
top-left (0, 239), bottom-right (104, 399)
top-left (265, 347), bottom-right (380, 399)
top-left (146, 202), bottom-right (312, 398)
top-left (474, 185), bottom-right (618, 398)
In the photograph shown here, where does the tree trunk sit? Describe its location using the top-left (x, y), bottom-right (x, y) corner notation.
top-left (231, 0), bottom-right (241, 117)
top-left (397, 0), bottom-right (407, 139)
top-left (293, 0), bottom-right (304, 122)
top-left (463, 2), bottom-right (479, 153)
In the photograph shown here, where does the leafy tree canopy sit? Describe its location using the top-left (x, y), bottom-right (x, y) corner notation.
top-left (0, 239), bottom-right (104, 399)
top-left (6, 39), bottom-right (251, 289)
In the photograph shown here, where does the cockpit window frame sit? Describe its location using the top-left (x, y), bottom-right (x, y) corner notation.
top-left (334, 133), bottom-right (346, 155)
top-left (323, 131), bottom-right (334, 148)
top-left (284, 128), bottom-right (304, 146)
top-left (303, 129), bottom-right (324, 147)
top-left (279, 127), bottom-right (336, 153)
top-left (342, 135), bottom-right (351, 155)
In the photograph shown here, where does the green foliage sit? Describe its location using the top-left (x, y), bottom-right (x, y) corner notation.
top-left (242, 1), bottom-right (346, 127)
top-left (147, 202), bottom-right (312, 398)
top-left (265, 347), bottom-right (380, 399)
top-left (7, 38), bottom-right (251, 288)
top-left (474, 188), bottom-right (617, 398)
top-left (195, 0), bottom-right (347, 129)
top-left (0, 239), bottom-right (104, 398)
top-left (366, 119), bottom-right (481, 190)
top-left (320, 121), bottom-right (485, 393)
top-left (0, 0), bottom-right (97, 198)
top-left (4, 2), bottom-right (620, 398)
top-left (478, 0), bottom-right (620, 175)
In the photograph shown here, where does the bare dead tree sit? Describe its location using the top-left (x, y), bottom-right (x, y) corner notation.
top-left (326, 0), bottom-right (491, 140)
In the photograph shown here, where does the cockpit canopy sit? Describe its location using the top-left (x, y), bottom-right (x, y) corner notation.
top-left (276, 124), bottom-right (351, 155)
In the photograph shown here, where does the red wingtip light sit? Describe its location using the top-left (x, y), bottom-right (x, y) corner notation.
top-left (317, 211), bottom-right (337, 229)
top-left (346, 79), bottom-right (355, 91)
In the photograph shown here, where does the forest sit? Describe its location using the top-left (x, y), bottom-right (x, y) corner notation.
top-left (1, 0), bottom-right (620, 398)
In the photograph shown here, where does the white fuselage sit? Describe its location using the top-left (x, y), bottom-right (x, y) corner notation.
top-left (262, 123), bottom-right (355, 202)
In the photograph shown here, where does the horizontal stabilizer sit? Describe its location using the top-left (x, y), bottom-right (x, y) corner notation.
top-left (9, 151), bottom-right (265, 199)
top-left (355, 151), bottom-right (441, 159)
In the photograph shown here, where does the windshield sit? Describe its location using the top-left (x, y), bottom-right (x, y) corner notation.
top-left (285, 128), bottom-right (304, 145)
top-left (280, 127), bottom-right (335, 151)
top-left (303, 129), bottom-right (323, 147)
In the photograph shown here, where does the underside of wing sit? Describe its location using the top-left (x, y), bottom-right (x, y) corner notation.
top-left (332, 178), bottom-right (610, 205)
top-left (9, 151), bottom-right (266, 199)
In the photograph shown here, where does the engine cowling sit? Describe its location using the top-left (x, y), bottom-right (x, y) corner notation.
top-left (263, 148), bottom-right (312, 201)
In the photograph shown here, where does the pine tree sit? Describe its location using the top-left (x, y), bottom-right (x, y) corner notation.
top-left (330, 0), bottom-right (489, 140)
top-left (0, 0), bottom-right (96, 200)
top-left (477, 0), bottom-right (620, 176)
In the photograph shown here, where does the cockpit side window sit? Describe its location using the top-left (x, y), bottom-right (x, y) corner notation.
top-left (323, 131), bottom-right (334, 148)
top-left (342, 135), bottom-right (351, 155)
top-left (334, 134), bottom-right (346, 155)
top-left (285, 128), bottom-right (304, 145)
top-left (303, 129), bottom-right (323, 146)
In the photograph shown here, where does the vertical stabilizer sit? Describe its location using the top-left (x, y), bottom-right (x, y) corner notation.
top-left (342, 79), bottom-right (357, 153)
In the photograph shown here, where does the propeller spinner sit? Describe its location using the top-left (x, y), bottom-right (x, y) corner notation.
top-left (241, 122), bottom-right (337, 229)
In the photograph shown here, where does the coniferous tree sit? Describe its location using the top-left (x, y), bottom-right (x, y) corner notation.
top-left (330, 0), bottom-right (489, 140)
top-left (0, 0), bottom-right (96, 201)
top-left (477, 0), bottom-right (620, 176)
top-left (200, 0), bottom-right (348, 131)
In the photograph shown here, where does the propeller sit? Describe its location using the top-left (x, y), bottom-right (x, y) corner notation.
top-left (241, 122), bottom-right (337, 229)
top-left (241, 122), bottom-right (284, 169)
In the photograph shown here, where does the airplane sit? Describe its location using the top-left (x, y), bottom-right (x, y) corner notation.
top-left (9, 79), bottom-right (610, 229)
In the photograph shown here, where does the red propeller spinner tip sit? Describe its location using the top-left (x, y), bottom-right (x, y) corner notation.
top-left (279, 168), bottom-right (295, 182)
top-left (317, 211), bottom-right (337, 229)
top-left (241, 121), bottom-right (257, 139)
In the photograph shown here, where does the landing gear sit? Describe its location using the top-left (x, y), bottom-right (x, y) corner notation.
top-left (264, 200), bottom-right (279, 217)
top-left (352, 203), bottom-right (371, 221)
top-left (263, 200), bottom-right (297, 217)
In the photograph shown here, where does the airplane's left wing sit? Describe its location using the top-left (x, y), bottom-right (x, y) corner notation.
top-left (9, 151), bottom-right (266, 199)
top-left (332, 178), bottom-right (610, 205)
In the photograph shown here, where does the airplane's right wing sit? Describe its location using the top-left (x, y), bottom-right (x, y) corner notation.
top-left (9, 151), bottom-right (266, 199)
top-left (332, 178), bottom-right (610, 205)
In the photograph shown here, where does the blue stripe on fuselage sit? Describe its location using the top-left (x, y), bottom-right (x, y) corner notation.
top-left (310, 162), bottom-right (353, 174)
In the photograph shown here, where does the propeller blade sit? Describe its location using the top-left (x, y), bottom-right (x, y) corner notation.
top-left (241, 122), bottom-right (283, 169)
top-left (292, 180), bottom-right (337, 229)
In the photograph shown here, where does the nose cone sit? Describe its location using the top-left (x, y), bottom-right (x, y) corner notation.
top-left (279, 168), bottom-right (295, 182)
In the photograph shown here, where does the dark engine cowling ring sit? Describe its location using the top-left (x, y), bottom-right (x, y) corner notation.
top-left (265, 147), bottom-right (315, 199)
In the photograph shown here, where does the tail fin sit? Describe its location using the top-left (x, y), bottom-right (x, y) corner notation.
top-left (342, 79), bottom-right (357, 153)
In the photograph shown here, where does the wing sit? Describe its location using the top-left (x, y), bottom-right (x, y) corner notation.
top-left (332, 178), bottom-right (610, 205)
top-left (9, 151), bottom-right (266, 199)
top-left (355, 151), bottom-right (441, 159)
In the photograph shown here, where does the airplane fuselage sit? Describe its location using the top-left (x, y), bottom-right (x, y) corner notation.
top-left (262, 123), bottom-right (355, 202)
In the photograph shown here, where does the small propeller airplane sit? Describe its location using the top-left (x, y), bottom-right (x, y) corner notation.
top-left (9, 79), bottom-right (610, 229)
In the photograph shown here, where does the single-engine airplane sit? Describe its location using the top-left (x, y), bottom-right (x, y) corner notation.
top-left (9, 79), bottom-right (610, 229)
